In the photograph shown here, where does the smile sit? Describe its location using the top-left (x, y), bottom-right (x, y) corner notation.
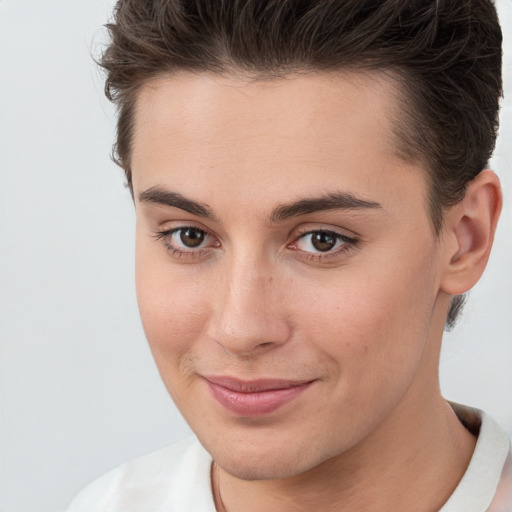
top-left (202, 376), bottom-right (316, 417)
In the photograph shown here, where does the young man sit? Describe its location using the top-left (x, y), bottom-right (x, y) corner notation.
top-left (67, 1), bottom-right (510, 510)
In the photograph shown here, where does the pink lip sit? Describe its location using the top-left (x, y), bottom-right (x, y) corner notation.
top-left (202, 376), bottom-right (315, 417)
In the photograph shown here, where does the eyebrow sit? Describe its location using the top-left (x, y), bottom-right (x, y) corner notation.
top-left (139, 187), bottom-right (217, 220)
top-left (269, 192), bottom-right (382, 222)
top-left (139, 186), bottom-right (382, 222)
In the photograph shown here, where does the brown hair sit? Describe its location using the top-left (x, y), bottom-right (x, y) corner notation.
top-left (99, 0), bottom-right (502, 329)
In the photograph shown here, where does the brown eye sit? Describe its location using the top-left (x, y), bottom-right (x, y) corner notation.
top-left (291, 229), bottom-right (357, 257)
top-left (180, 228), bottom-right (205, 247)
top-left (311, 231), bottom-right (337, 252)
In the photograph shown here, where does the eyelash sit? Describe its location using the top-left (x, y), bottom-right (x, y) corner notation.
top-left (290, 228), bottom-right (359, 262)
top-left (152, 227), bottom-right (216, 260)
top-left (152, 226), bottom-right (359, 262)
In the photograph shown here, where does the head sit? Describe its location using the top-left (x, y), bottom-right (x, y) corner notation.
top-left (98, 0), bottom-right (503, 480)
top-left (101, 0), bottom-right (502, 329)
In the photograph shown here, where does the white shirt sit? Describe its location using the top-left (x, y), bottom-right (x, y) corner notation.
top-left (66, 404), bottom-right (512, 512)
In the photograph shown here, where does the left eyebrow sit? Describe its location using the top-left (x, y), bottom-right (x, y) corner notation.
top-left (270, 192), bottom-right (382, 222)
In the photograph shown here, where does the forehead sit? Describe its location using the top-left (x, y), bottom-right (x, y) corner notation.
top-left (131, 71), bottom-right (429, 221)
top-left (133, 70), bottom-right (400, 164)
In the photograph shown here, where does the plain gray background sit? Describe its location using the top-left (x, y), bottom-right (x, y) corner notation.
top-left (0, 1), bottom-right (511, 511)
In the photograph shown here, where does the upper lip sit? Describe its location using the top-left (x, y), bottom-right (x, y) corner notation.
top-left (202, 375), bottom-right (315, 393)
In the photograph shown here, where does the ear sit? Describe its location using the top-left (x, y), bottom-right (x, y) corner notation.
top-left (440, 170), bottom-right (502, 295)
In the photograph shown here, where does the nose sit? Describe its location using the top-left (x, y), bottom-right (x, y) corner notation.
top-left (207, 255), bottom-right (291, 357)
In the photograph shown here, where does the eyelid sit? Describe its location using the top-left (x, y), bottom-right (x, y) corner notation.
top-left (291, 224), bottom-right (359, 247)
top-left (287, 226), bottom-right (360, 262)
top-left (292, 222), bottom-right (359, 239)
top-left (297, 222), bottom-right (351, 234)
top-left (152, 223), bottom-right (220, 258)
top-left (152, 221), bottom-right (359, 262)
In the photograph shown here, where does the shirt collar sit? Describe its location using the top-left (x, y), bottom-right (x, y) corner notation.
top-left (440, 402), bottom-right (511, 512)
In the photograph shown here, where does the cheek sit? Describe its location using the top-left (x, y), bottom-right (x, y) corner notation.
top-left (292, 247), bottom-right (439, 388)
top-left (135, 240), bottom-right (211, 381)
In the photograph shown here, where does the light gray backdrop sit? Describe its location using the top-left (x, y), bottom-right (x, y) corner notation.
top-left (0, 1), bottom-right (511, 511)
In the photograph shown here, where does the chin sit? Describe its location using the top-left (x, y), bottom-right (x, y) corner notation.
top-left (208, 436), bottom-right (332, 481)
top-left (217, 457), bottom-right (308, 481)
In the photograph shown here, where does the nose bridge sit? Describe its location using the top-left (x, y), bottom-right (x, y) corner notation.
top-left (209, 250), bottom-right (289, 356)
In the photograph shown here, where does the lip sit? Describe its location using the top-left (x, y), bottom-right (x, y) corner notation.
top-left (202, 376), bottom-right (315, 417)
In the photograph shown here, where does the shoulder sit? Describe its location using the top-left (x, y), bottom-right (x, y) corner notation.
top-left (66, 437), bottom-right (216, 512)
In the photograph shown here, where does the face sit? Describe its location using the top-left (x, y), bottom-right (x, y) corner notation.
top-left (131, 71), bottom-right (447, 480)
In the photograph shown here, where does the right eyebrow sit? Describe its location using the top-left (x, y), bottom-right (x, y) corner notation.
top-left (138, 186), bottom-right (217, 220)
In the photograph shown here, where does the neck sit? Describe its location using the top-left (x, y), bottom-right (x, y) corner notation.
top-left (213, 394), bottom-right (476, 512)
top-left (212, 301), bottom-right (477, 512)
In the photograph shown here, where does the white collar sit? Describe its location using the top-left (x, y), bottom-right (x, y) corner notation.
top-left (440, 403), bottom-right (511, 512)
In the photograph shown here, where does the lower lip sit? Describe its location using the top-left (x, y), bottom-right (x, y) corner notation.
top-left (205, 380), bottom-right (314, 417)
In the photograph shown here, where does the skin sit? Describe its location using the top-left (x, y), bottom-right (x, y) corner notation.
top-left (130, 71), bottom-right (501, 511)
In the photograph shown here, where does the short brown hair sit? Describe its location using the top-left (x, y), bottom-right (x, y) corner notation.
top-left (99, 0), bottom-right (502, 328)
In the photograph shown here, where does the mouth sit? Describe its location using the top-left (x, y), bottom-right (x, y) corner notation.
top-left (201, 376), bottom-right (316, 417)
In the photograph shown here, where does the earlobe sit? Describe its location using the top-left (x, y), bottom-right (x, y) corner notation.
top-left (440, 170), bottom-right (502, 295)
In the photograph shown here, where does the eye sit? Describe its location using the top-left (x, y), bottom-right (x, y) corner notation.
top-left (153, 226), bottom-right (219, 257)
top-left (176, 227), bottom-right (206, 248)
top-left (304, 231), bottom-right (340, 252)
top-left (289, 229), bottom-right (358, 259)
